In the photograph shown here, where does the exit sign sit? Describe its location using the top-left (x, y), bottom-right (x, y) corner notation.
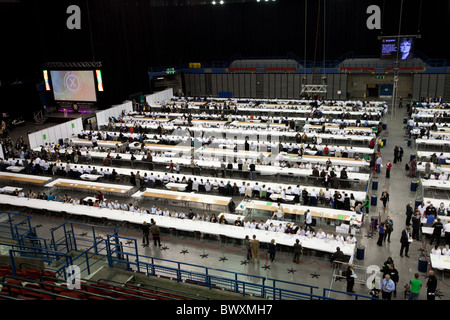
top-left (375, 75), bottom-right (385, 79)
top-left (166, 68), bottom-right (175, 75)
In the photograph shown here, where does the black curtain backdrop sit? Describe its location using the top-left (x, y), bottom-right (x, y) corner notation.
top-left (1, 0), bottom-right (449, 111)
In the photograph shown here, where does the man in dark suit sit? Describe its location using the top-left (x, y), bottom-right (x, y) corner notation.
top-left (405, 201), bottom-right (413, 226)
top-left (400, 227), bottom-right (412, 257)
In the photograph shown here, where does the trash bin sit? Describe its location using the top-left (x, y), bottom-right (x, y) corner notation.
top-left (403, 118), bottom-right (407, 124)
top-left (410, 154), bottom-right (416, 162)
top-left (382, 123), bottom-right (387, 130)
top-left (382, 138), bottom-right (387, 147)
top-left (372, 179), bottom-right (378, 190)
top-left (410, 181), bottom-right (418, 192)
top-left (418, 256), bottom-right (428, 273)
top-left (356, 245), bottom-right (365, 260)
top-left (407, 140), bottom-right (412, 147)
top-left (415, 200), bottom-right (422, 208)
top-left (371, 195), bottom-right (377, 206)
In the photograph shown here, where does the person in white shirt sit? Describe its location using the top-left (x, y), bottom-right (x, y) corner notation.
top-left (243, 219), bottom-right (251, 228)
top-left (257, 220), bottom-right (266, 230)
top-left (346, 234), bottom-right (357, 244)
top-left (178, 211), bottom-right (186, 219)
top-left (155, 208), bottom-right (162, 216)
top-left (305, 209), bottom-right (313, 231)
top-left (267, 223), bottom-right (276, 232)
top-left (316, 229), bottom-right (326, 239)
top-left (163, 208), bottom-right (170, 216)
top-left (272, 203), bottom-right (284, 221)
top-left (442, 244), bottom-right (450, 256)
top-left (276, 224), bottom-right (285, 233)
top-left (113, 200), bottom-right (121, 210)
top-left (431, 244), bottom-right (441, 255)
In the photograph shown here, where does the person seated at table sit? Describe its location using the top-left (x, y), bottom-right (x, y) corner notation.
top-left (128, 203), bottom-right (136, 212)
top-left (326, 231), bottom-right (335, 241)
top-left (316, 228), bottom-right (326, 239)
top-left (163, 208), bottom-right (170, 217)
top-left (305, 229), bottom-right (315, 238)
top-left (72, 198), bottom-right (81, 206)
top-left (155, 207), bottom-right (162, 216)
top-left (113, 200), bottom-right (121, 210)
top-left (93, 200), bottom-right (99, 207)
top-left (47, 192), bottom-right (56, 201)
top-left (266, 187), bottom-right (273, 201)
top-left (149, 204), bottom-right (157, 215)
top-left (219, 215), bottom-right (228, 225)
top-left (335, 233), bottom-right (345, 243)
top-left (284, 224), bottom-right (295, 234)
top-left (276, 223), bottom-right (285, 233)
top-left (267, 223), bottom-right (276, 232)
top-left (442, 244), bottom-right (450, 256)
top-left (431, 244), bottom-right (441, 255)
top-left (178, 211), bottom-right (186, 219)
top-left (209, 213), bottom-right (218, 223)
top-left (346, 234), bottom-right (357, 244)
top-left (106, 200), bottom-right (114, 210)
top-left (120, 202), bottom-right (128, 211)
top-left (330, 247), bottom-right (345, 266)
top-left (257, 220), bottom-right (267, 230)
top-left (234, 216), bottom-right (243, 227)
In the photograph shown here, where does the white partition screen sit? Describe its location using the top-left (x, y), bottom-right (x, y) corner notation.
top-left (95, 100), bottom-right (133, 127)
top-left (28, 118), bottom-right (84, 150)
top-left (145, 88), bottom-right (173, 105)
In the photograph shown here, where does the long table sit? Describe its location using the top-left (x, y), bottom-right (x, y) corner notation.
top-left (0, 172), bottom-right (53, 185)
top-left (132, 188), bottom-right (232, 211)
top-left (45, 178), bottom-right (134, 196)
top-left (0, 194), bottom-right (355, 258)
top-left (237, 200), bottom-right (363, 227)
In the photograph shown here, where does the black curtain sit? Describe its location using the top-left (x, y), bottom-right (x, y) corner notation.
top-left (1, 0), bottom-right (448, 113)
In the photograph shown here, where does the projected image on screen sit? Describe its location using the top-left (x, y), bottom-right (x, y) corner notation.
top-left (50, 70), bottom-right (97, 101)
top-left (381, 37), bottom-right (415, 60)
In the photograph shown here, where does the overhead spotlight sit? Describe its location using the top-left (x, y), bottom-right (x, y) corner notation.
top-left (212, 0), bottom-right (216, 4)
top-left (220, 0), bottom-right (224, 3)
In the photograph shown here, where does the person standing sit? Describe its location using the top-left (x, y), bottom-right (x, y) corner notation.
top-left (292, 238), bottom-right (302, 263)
top-left (250, 235), bottom-right (260, 263)
top-left (385, 160), bottom-right (392, 178)
top-left (381, 274), bottom-right (396, 300)
top-left (412, 212), bottom-right (421, 241)
top-left (426, 270), bottom-right (438, 301)
top-left (405, 201), bottom-right (413, 226)
top-left (384, 216), bottom-right (394, 243)
top-left (150, 219), bottom-right (161, 247)
top-left (380, 190), bottom-right (389, 213)
top-left (393, 146), bottom-right (399, 164)
top-left (268, 239), bottom-right (276, 262)
top-left (429, 218), bottom-right (443, 246)
top-left (244, 235), bottom-right (251, 261)
top-left (408, 273), bottom-right (422, 300)
top-left (142, 221), bottom-right (150, 247)
top-left (346, 264), bottom-right (357, 293)
top-left (400, 227), bottom-right (412, 257)
top-left (385, 264), bottom-right (399, 298)
top-left (305, 209), bottom-right (313, 231)
top-left (377, 222), bottom-right (385, 246)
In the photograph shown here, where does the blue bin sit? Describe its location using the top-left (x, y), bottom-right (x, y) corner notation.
top-left (372, 180), bottom-right (378, 190)
top-left (382, 123), bottom-right (387, 130)
top-left (371, 195), bottom-right (377, 206)
top-left (407, 140), bottom-right (412, 147)
top-left (382, 138), bottom-right (387, 147)
top-left (410, 181), bottom-right (418, 192)
top-left (356, 245), bottom-right (365, 260)
top-left (403, 118), bottom-right (407, 124)
top-left (418, 256), bottom-right (428, 273)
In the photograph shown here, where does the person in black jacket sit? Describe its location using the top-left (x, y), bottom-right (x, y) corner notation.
top-left (400, 227), bottom-right (412, 257)
top-left (429, 218), bottom-right (443, 246)
top-left (142, 221), bottom-right (150, 247)
top-left (411, 212), bottom-right (421, 240)
top-left (405, 201), bottom-right (413, 226)
top-left (384, 264), bottom-right (400, 298)
top-left (426, 270), bottom-right (438, 301)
